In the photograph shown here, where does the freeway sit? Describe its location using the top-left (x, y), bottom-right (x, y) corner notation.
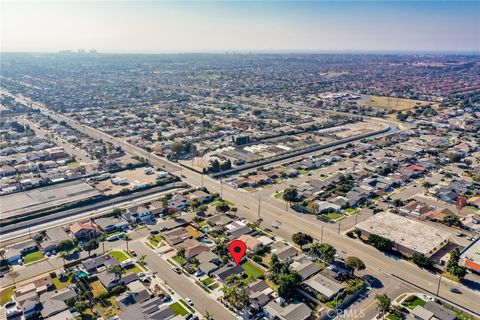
top-left (10, 92), bottom-right (480, 315)
top-left (0, 182), bottom-right (187, 241)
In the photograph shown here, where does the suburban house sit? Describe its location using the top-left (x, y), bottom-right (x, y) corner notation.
top-left (211, 264), bottom-right (244, 282)
top-left (97, 270), bottom-right (139, 290)
top-left (70, 221), bottom-right (100, 241)
top-left (176, 238), bottom-right (209, 259)
top-left (264, 300), bottom-right (311, 320)
top-left (237, 234), bottom-right (263, 252)
top-left (94, 217), bottom-right (129, 233)
top-left (123, 205), bottom-right (152, 223)
top-left (82, 254), bottom-right (120, 273)
top-left (6, 239), bottom-right (39, 264)
top-left (42, 226), bottom-right (71, 253)
top-left (304, 273), bottom-right (344, 300)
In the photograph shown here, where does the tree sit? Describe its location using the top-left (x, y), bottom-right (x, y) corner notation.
top-left (442, 215), bottom-right (461, 227)
top-left (422, 181), bottom-right (434, 192)
top-left (6, 271), bottom-right (19, 287)
top-left (392, 199), bottom-right (404, 207)
top-left (318, 243), bottom-right (336, 263)
top-left (412, 253), bottom-right (432, 269)
top-left (252, 218), bottom-right (263, 229)
top-left (221, 277), bottom-right (249, 313)
top-left (99, 234), bottom-right (107, 254)
top-left (291, 232), bottom-right (313, 249)
top-left (124, 235), bottom-right (131, 252)
top-left (375, 293), bottom-right (391, 318)
top-left (216, 202), bottom-right (230, 213)
top-left (368, 234), bottom-right (393, 252)
top-left (177, 247), bottom-right (186, 259)
top-left (308, 242), bottom-right (322, 259)
top-left (57, 239), bottom-right (75, 252)
top-left (447, 248), bottom-right (467, 280)
top-left (276, 270), bottom-right (302, 298)
top-left (345, 256), bottom-right (366, 275)
top-left (75, 300), bottom-right (89, 313)
top-left (282, 187), bottom-right (298, 204)
top-left (83, 240), bottom-right (99, 257)
top-left (59, 251), bottom-right (69, 267)
top-left (108, 265), bottom-right (125, 282)
top-left (171, 141), bottom-right (184, 156)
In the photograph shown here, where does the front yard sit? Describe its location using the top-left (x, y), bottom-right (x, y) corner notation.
top-left (23, 250), bottom-right (44, 264)
top-left (108, 250), bottom-right (130, 262)
top-left (0, 287), bottom-right (14, 305)
top-left (170, 301), bottom-right (189, 316)
top-left (148, 234), bottom-right (164, 247)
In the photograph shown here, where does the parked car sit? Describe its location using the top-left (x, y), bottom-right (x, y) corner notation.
top-left (186, 298), bottom-right (193, 305)
top-left (450, 288), bottom-right (462, 294)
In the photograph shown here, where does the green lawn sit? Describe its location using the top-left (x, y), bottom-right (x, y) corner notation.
top-left (209, 282), bottom-right (220, 290)
top-left (322, 213), bottom-right (344, 220)
top-left (170, 302), bottom-right (189, 316)
top-left (53, 276), bottom-right (73, 289)
top-left (67, 161), bottom-right (79, 167)
top-left (172, 255), bottom-right (187, 265)
top-left (124, 263), bottom-right (144, 274)
top-left (180, 300), bottom-right (195, 313)
top-left (387, 314), bottom-right (403, 320)
top-left (148, 234), bottom-right (164, 247)
top-left (0, 287), bottom-right (14, 305)
top-left (202, 277), bottom-right (214, 286)
top-left (406, 297), bottom-right (426, 310)
top-left (344, 208), bottom-right (357, 214)
top-left (23, 250), bottom-right (44, 264)
top-left (241, 261), bottom-right (264, 278)
top-left (108, 250), bottom-right (130, 262)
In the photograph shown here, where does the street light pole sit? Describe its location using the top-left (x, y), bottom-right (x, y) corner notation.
top-left (320, 226), bottom-right (324, 243)
top-left (220, 179), bottom-right (223, 198)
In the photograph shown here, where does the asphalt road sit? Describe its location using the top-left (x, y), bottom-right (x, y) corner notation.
top-left (10, 92), bottom-right (480, 315)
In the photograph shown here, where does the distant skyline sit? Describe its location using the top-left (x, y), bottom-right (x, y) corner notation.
top-left (1, 1), bottom-right (479, 53)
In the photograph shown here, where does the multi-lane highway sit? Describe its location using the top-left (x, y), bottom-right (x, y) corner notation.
top-left (8, 92), bottom-right (480, 316)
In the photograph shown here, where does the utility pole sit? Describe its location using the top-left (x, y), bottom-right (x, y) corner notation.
top-left (220, 179), bottom-right (223, 198)
top-left (320, 226), bottom-right (324, 243)
top-left (355, 211), bottom-right (359, 225)
top-left (201, 173), bottom-right (204, 188)
top-left (338, 222), bottom-right (341, 234)
top-left (257, 197), bottom-right (261, 217)
top-left (436, 274), bottom-right (442, 298)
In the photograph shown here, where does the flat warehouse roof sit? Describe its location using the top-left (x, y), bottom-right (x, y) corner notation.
top-left (356, 212), bottom-right (450, 257)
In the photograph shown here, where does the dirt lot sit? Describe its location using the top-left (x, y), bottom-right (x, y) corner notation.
top-left (94, 167), bottom-right (161, 195)
top-left (358, 95), bottom-right (431, 111)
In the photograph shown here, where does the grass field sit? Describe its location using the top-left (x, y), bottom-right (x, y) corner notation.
top-left (125, 263), bottom-right (144, 274)
top-left (406, 297), bottom-right (426, 310)
top-left (108, 250), bottom-right (130, 262)
top-left (90, 280), bottom-right (107, 298)
top-left (148, 234), bottom-right (164, 247)
top-left (170, 302), bottom-right (189, 316)
top-left (241, 261), bottom-right (264, 279)
top-left (23, 250), bottom-right (44, 264)
top-left (359, 95), bottom-right (430, 111)
top-left (0, 287), bottom-right (14, 305)
top-left (67, 161), bottom-right (80, 167)
top-left (53, 276), bottom-right (73, 290)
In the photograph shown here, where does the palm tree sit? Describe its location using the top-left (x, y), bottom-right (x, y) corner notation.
top-left (124, 235), bottom-right (131, 252)
top-left (108, 265), bottom-right (125, 282)
top-left (308, 242), bottom-right (322, 259)
top-left (375, 293), bottom-right (391, 319)
top-left (59, 251), bottom-right (69, 267)
top-left (99, 234), bottom-right (107, 254)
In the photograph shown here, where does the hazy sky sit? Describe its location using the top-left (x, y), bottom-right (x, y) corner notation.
top-left (2, 1), bottom-right (479, 53)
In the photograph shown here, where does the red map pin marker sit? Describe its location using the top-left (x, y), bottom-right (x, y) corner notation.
top-left (228, 240), bottom-right (247, 265)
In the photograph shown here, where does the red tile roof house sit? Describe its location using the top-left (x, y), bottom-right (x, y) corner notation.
top-left (70, 221), bottom-right (100, 241)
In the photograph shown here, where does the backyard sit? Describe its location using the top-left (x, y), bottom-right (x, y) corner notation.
top-left (0, 287), bottom-right (14, 305)
top-left (241, 261), bottom-right (264, 279)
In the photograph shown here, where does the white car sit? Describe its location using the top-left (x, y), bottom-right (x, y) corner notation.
top-left (186, 298), bottom-right (193, 305)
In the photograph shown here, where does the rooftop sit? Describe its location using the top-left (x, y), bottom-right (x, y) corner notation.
top-left (356, 212), bottom-right (450, 257)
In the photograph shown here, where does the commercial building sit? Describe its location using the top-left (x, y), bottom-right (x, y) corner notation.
top-left (356, 212), bottom-right (450, 258)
